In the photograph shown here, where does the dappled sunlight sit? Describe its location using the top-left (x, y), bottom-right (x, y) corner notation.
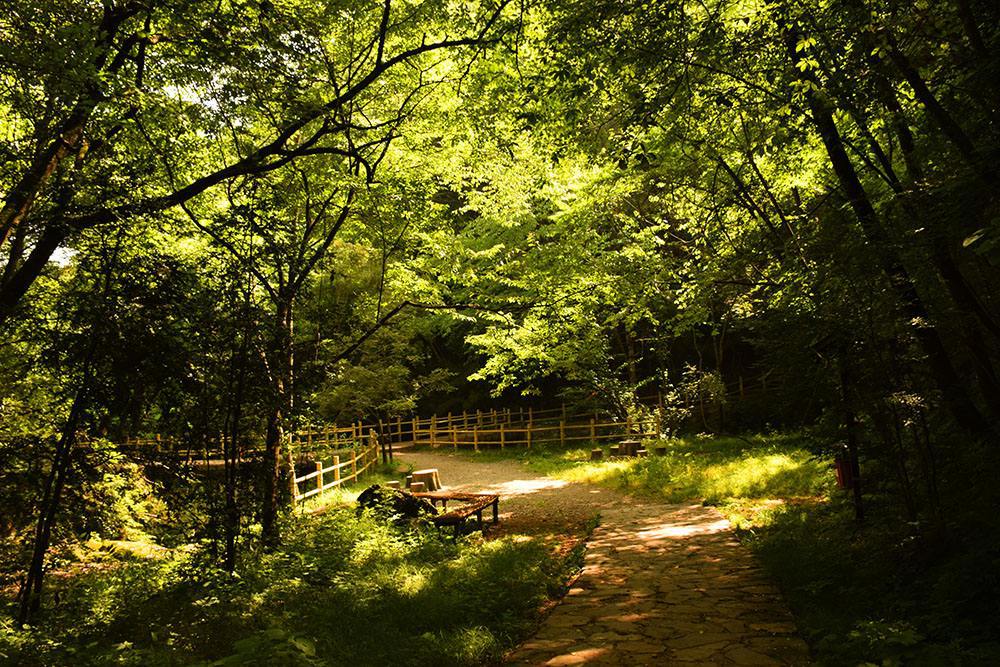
top-left (458, 477), bottom-right (571, 496)
top-left (635, 516), bottom-right (731, 540)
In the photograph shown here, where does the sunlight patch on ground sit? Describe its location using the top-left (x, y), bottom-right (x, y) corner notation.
top-left (466, 478), bottom-right (571, 496)
top-left (635, 516), bottom-right (731, 540)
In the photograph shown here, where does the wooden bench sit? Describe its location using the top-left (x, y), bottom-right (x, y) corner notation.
top-left (412, 491), bottom-right (500, 534)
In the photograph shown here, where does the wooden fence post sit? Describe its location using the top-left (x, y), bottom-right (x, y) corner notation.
top-left (476, 409), bottom-right (482, 426)
top-left (316, 461), bottom-right (323, 493)
top-left (412, 416), bottom-right (418, 444)
top-left (473, 427), bottom-right (479, 452)
top-left (500, 422), bottom-right (506, 449)
top-left (527, 423), bottom-right (533, 448)
top-left (626, 414), bottom-right (633, 434)
top-left (560, 420), bottom-right (565, 446)
top-left (590, 418), bottom-right (596, 443)
top-left (369, 428), bottom-right (379, 465)
top-left (561, 402), bottom-right (567, 420)
top-left (452, 426), bottom-right (458, 449)
top-left (351, 448), bottom-right (357, 479)
top-left (333, 455), bottom-right (341, 483)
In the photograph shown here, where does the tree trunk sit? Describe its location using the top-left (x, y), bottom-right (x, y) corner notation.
top-left (784, 25), bottom-right (995, 438)
top-left (884, 33), bottom-right (997, 185)
top-left (261, 297), bottom-right (293, 547)
top-left (839, 359), bottom-right (865, 522)
top-left (15, 391), bottom-right (86, 626)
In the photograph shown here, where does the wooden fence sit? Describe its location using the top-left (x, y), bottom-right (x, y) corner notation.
top-left (292, 429), bottom-right (381, 504)
top-left (290, 406), bottom-right (663, 452)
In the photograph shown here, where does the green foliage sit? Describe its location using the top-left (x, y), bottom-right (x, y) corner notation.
top-left (0, 503), bottom-right (568, 666)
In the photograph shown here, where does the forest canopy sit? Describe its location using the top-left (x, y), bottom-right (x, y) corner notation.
top-left (2, 0), bottom-right (999, 663)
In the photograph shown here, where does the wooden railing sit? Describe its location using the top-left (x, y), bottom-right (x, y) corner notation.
top-left (109, 403), bottom-right (669, 459)
top-left (292, 430), bottom-right (381, 504)
top-left (412, 418), bottom-right (659, 451)
top-left (288, 406), bottom-right (664, 451)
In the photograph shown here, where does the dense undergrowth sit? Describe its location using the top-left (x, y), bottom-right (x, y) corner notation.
top-left (0, 478), bottom-right (572, 666)
top-left (463, 434), bottom-right (1000, 664)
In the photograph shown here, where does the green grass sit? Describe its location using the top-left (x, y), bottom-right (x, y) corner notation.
top-left (458, 433), bottom-right (832, 506)
top-left (0, 471), bottom-right (574, 666)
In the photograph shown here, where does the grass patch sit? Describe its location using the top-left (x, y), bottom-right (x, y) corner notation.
top-left (457, 433), bottom-right (831, 505)
top-left (0, 471), bottom-right (574, 666)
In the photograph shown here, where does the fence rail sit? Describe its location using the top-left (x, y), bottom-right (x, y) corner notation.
top-left (293, 431), bottom-right (381, 503)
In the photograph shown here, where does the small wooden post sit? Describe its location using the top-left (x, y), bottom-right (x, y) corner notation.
top-left (333, 455), bottom-right (341, 483)
top-left (519, 406), bottom-right (524, 422)
top-left (590, 418), bottom-right (596, 442)
top-left (500, 422), bottom-right (506, 449)
top-left (430, 420), bottom-right (437, 447)
top-left (412, 416), bottom-right (418, 443)
top-left (476, 409), bottom-right (482, 426)
top-left (527, 423), bottom-right (533, 448)
top-left (560, 420), bottom-right (566, 446)
top-left (350, 448), bottom-right (357, 479)
top-left (447, 411), bottom-right (452, 428)
top-left (316, 461), bottom-right (323, 493)
top-left (473, 427), bottom-right (479, 452)
top-left (452, 427), bottom-right (458, 449)
top-left (626, 414), bottom-right (633, 434)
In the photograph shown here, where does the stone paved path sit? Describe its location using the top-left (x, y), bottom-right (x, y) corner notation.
top-left (396, 450), bottom-right (812, 666)
top-left (508, 502), bottom-right (812, 666)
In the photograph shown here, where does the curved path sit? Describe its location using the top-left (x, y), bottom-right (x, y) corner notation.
top-left (395, 450), bottom-right (812, 666)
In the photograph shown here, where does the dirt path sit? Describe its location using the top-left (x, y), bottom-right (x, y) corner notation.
top-left (395, 449), bottom-right (623, 541)
top-left (395, 450), bottom-right (811, 666)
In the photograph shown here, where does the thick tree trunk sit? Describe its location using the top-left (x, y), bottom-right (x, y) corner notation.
top-left (0, 223), bottom-right (72, 325)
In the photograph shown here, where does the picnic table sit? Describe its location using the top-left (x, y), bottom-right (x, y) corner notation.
top-left (412, 491), bottom-right (500, 534)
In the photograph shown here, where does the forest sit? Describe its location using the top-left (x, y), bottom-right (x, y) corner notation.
top-left (1, 0), bottom-right (999, 664)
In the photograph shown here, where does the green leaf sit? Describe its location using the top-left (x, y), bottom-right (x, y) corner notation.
top-left (962, 228), bottom-right (986, 247)
top-left (289, 636), bottom-right (317, 656)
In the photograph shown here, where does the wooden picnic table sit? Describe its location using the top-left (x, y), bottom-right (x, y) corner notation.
top-left (412, 491), bottom-right (500, 534)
